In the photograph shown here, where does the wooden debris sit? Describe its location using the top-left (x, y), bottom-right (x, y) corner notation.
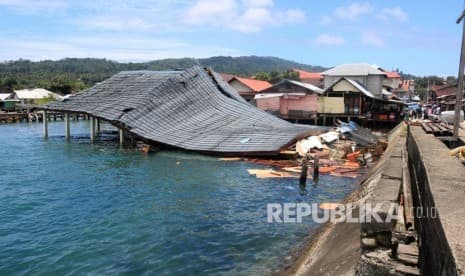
top-left (397, 253), bottom-right (418, 266)
top-left (243, 158), bottom-right (299, 167)
top-left (395, 264), bottom-right (420, 275)
top-left (219, 157), bottom-right (242, 161)
top-left (319, 202), bottom-right (340, 210)
top-left (247, 169), bottom-right (299, 178)
top-left (397, 244), bottom-right (419, 256)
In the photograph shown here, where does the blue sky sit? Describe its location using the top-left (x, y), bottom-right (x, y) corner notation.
top-left (0, 0), bottom-right (463, 76)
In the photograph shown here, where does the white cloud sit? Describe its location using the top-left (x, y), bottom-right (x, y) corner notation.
top-left (315, 34), bottom-right (346, 46)
top-left (0, 35), bottom-right (243, 62)
top-left (241, 0), bottom-right (273, 8)
top-left (378, 7), bottom-right (408, 22)
top-left (361, 32), bottom-right (383, 47)
top-left (281, 9), bottom-right (306, 24)
top-left (184, 0), bottom-right (236, 25)
top-left (183, 0), bottom-right (306, 33)
top-left (0, 0), bottom-right (68, 13)
top-left (334, 2), bottom-right (373, 20)
top-left (75, 16), bottom-right (156, 31)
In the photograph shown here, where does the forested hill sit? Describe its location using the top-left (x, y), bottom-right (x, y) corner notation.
top-left (0, 56), bottom-right (326, 94)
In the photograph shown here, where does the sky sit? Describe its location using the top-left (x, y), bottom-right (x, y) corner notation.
top-left (0, 0), bottom-right (463, 76)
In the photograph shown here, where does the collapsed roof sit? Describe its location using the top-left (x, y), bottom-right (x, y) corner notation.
top-left (41, 66), bottom-right (317, 156)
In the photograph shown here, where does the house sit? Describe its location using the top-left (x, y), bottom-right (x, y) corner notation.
top-left (227, 76), bottom-right (272, 102)
top-left (291, 69), bottom-right (323, 87)
top-left (392, 88), bottom-right (410, 102)
top-left (380, 70), bottom-right (402, 91)
top-left (319, 77), bottom-right (404, 122)
top-left (431, 84), bottom-right (456, 102)
top-left (322, 64), bottom-right (386, 97)
top-left (0, 92), bottom-right (19, 110)
top-left (400, 79), bottom-right (415, 94)
top-left (39, 66), bottom-right (316, 156)
top-left (254, 79), bottom-right (323, 121)
top-left (219, 73), bottom-right (235, 83)
top-left (14, 88), bottom-right (63, 105)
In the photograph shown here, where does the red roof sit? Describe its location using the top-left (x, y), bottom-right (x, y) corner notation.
top-left (292, 69), bottom-right (323, 80)
top-left (384, 71), bottom-right (401, 79)
top-left (431, 84), bottom-right (448, 92)
top-left (231, 76), bottom-right (272, 92)
top-left (434, 85), bottom-right (457, 97)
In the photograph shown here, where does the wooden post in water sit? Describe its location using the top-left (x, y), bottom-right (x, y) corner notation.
top-left (313, 154), bottom-right (319, 184)
top-left (119, 128), bottom-right (124, 147)
top-left (65, 113), bottom-right (70, 141)
top-left (299, 155), bottom-right (308, 186)
top-left (96, 119), bottom-right (101, 134)
top-left (42, 110), bottom-right (48, 138)
top-left (90, 116), bottom-right (95, 142)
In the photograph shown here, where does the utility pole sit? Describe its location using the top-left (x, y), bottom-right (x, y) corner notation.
top-left (426, 79), bottom-right (430, 104)
top-left (453, 10), bottom-right (465, 139)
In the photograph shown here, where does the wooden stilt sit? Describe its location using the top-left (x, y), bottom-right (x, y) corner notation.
top-left (313, 155), bottom-right (319, 184)
top-left (323, 116), bottom-right (327, 126)
top-left (119, 128), bottom-right (124, 147)
top-left (299, 156), bottom-right (308, 187)
top-left (96, 119), bottom-right (101, 133)
top-left (43, 111), bottom-right (48, 138)
top-left (65, 113), bottom-right (70, 141)
top-left (90, 116), bottom-right (95, 142)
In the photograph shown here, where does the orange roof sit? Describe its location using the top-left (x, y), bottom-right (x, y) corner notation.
top-left (384, 71), bottom-right (401, 79)
top-left (292, 69), bottom-right (322, 80)
top-left (232, 76), bottom-right (272, 92)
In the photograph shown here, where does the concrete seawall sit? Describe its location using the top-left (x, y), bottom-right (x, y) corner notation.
top-left (407, 126), bottom-right (465, 275)
top-left (288, 124), bottom-right (465, 275)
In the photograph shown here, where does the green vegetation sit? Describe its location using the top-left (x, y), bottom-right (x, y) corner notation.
top-left (0, 56), bottom-right (455, 99)
top-left (0, 56), bottom-right (326, 94)
top-left (35, 94), bottom-right (58, 105)
top-left (254, 70), bottom-right (300, 83)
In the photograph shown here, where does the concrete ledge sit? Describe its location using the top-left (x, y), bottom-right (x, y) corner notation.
top-left (408, 126), bottom-right (465, 275)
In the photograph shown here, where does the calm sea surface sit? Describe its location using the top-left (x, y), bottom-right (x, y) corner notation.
top-left (0, 121), bottom-right (358, 275)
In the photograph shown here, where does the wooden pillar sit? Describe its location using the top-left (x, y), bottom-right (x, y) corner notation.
top-left (323, 116), bottom-right (327, 126)
top-left (42, 111), bottom-right (48, 138)
top-left (90, 116), bottom-right (95, 142)
top-left (314, 117), bottom-right (318, 125)
top-left (119, 128), bottom-right (124, 147)
top-left (65, 113), bottom-right (70, 141)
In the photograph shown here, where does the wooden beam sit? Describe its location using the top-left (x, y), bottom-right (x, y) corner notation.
top-left (65, 112), bottom-right (70, 141)
top-left (119, 128), bottom-right (124, 147)
top-left (95, 118), bottom-right (100, 134)
top-left (42, 110), bottom-right (48, 138)
top-left (90, 116), bottom-right (95, 142)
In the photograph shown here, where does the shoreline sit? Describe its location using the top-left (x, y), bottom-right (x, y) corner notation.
top-left (282, 124), bottom-right (404, 276)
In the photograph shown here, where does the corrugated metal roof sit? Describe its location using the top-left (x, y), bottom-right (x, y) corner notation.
top-left (322, 63), bottom-right (384, 76)
top-left (14, 88), bottom-right (63, 100)
top-left (292, 69), bottom-right (323, 79)
top-left (259, 79), bottom-right (323, 94)
top-left (344, 78), bottom-right (375, 98)
top-left (40, 66), bottom-right (318, 156)
top-left (230, 76), bottom-right (272, 92)
top-left (0, 93), bottom-right (13, 101)
top-left (288, 80), bottom-right (324, 94)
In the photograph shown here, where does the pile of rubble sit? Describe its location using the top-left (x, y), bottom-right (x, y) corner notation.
top-left (243, 121), bottom-right (388, 180)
